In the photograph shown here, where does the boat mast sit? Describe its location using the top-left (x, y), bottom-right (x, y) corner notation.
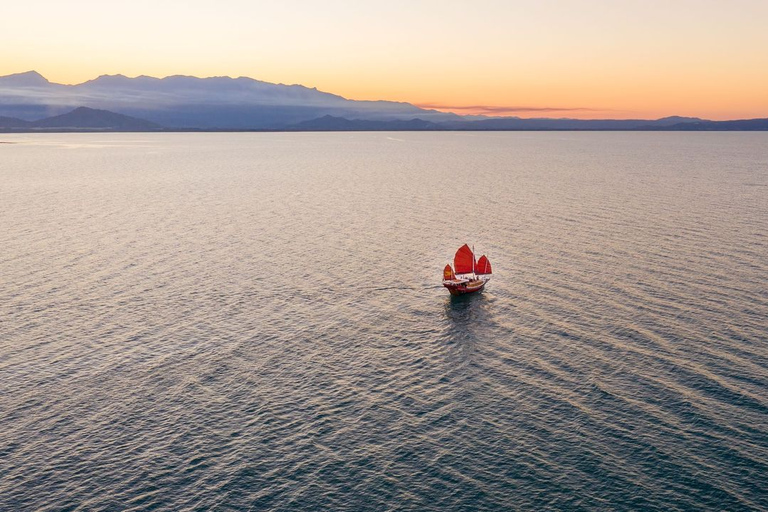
top-left (472, 245), bottom-right (475, 278)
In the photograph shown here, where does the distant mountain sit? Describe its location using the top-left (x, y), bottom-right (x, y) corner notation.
top-left (0, 70), bottom-right (50, 87)
top-left (438, 117), bottom-right (709, 131)
top-left (33, 107), bottom-right (162, 130)
top-left (0, 107), bottom-right (162, 131)
top-left (650, 118), bottom-right (768, 131)
top-left (654, 116), bottom-right (704, 126)
top-left (290, 115), bottom-right (440, 131)
top-left (0, 71), bottom-right (461, 129)
top-left (287, 115), bottom-right (768, 132)
top-left (0, 115), bottom-right (31, 128)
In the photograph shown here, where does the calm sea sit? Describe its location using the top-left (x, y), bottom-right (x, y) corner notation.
top-left (1, 132), bottom-right (767, 511)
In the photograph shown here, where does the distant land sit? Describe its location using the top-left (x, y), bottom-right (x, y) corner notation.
top-left (1, 71), bottom-right (766, 132)
top-left (0, 107), bottom-right (161, 131)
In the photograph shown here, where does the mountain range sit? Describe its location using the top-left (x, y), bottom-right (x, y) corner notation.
top-left (1, 71), bottom-right (766, 131)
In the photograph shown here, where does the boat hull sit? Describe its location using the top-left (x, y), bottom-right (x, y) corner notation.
top-left (443, 280), bottom-right (487, 296)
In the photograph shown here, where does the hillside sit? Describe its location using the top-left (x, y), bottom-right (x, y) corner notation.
top-left (33, 107), bottom-right (162, 130)
top-left (0, 107), bottom-right (162, 131)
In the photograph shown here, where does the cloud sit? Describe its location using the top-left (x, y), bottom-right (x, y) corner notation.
top-left (415, 103), bottom-right (606, 116)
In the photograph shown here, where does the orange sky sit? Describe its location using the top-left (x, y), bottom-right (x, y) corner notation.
top-left (2, 0), bottom-right (767, 119)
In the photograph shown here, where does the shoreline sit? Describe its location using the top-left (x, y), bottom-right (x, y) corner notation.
top-left (2, 128), bottom-right (768, 134)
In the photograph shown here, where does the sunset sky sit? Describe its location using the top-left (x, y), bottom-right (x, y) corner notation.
top-left (2, 0), bottom-right (767, 119)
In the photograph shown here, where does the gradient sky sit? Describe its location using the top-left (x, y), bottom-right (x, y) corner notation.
top-left (2, 0), bottom-right (768, 119)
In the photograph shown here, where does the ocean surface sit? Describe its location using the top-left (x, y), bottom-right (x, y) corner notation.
top-left (1, 132), bottom-right (767, 511)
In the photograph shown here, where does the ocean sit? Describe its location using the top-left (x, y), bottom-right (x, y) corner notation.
top-left (1, 132), bottom-right (767, 511)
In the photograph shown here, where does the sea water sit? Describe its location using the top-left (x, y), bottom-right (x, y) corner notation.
top-left (1, 132), bottom-right (767, 510)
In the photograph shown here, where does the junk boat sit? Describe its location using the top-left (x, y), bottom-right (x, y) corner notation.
top-left (442, 244), bottom-right (492, 296)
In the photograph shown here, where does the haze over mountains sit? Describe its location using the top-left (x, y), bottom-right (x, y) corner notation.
top-left (1, 71), bottom-right (766, 131)
top-left (0, 71), bottom-right (459, 129)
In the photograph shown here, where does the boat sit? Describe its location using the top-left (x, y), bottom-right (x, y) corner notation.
top-left (442, 244), bottom-right (492, 296)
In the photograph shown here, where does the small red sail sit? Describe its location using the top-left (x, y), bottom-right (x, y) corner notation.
top-left (454, 244), bottom-right (475, 274)
top-left (476, 255), bottom-right (492, 275)
top-left (443, 264), bottom-right (455, 280)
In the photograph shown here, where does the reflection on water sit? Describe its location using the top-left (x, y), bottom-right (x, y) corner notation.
top-left (444, 291), bottom-right (490, 323)
top-left (1, 132), bottom-right (767, 511)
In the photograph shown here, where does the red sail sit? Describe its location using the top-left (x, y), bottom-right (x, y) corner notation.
top-left (476, 255), bottom-right (492, 274)
top-left (443, 264), bottom-right (455, 280)
top-left (454, 244), bottom-right (475, 274)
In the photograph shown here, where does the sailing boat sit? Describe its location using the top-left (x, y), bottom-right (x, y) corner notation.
top-left (442, 244), bottom-right (492, 295)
